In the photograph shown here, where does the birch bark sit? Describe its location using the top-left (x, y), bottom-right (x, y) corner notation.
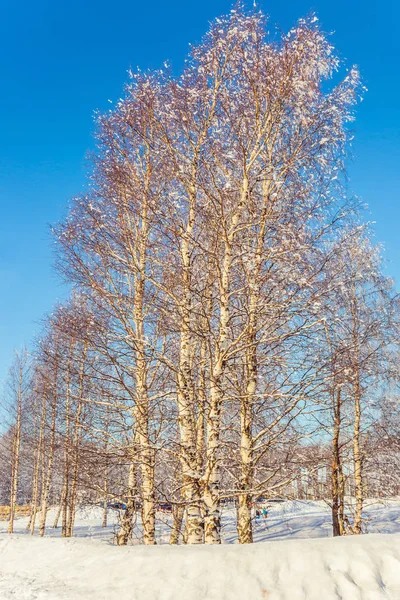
top-left (8, 362), bottom-right (22, 535)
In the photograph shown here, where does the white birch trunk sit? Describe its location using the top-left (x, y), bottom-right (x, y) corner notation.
top-left (8, 364), bottom-right (22, 534)
top-left (177, 187), bottom-right (204, 545)
top-left (353, 369), bottom-right (363, 534)
top-left (38, 376), bottom-right (58, 537)
top-left (204, 178), bottom-right (249, 544)
top-left (66, 343), bottom-right (87, 537)
top-left (116, 460), bottom-right (136, 546)
top-left (29, 386), bottom-right (47, 536)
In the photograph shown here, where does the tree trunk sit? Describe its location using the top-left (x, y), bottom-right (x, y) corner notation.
top-left (8, 367), bottom-right (22, 534)
top-left (237, 494), bottom-right (253, 544)
top-left (132, 187), bottom-right (156, 545)
top-left (28, 399), bottom-right (44, 536)
top-left (102, 492), bottom-right (108, 528)
top-left (39, 381), bottom-right (58, 537)
top-left (338, 460), bottom-right (346, 535)
top-left (177, 194), bottom-right (204, 545)
top-left (53, 495), bottom-right (63, 529)
top-left (169, 504), bottom-right (184, 545)
top-left (62, 340), bottom-right (74, 536)
top-left (66, 343), bottom-right (87, 537)
top-left (204, 181), bottom-right (248, 544)
top-left (116, 461), bottom-right (136, 546)
top-left (332, 388), bottom-right (342, 537)
top-left (102, 416), bottom-right (109, 528)
top-left (353, 370), bottom-right (363, 534)
top-left (236, 180), bottom-right (272, 544)
top-left (237, 396), bottom-right (254, 544)
top-left (203, 393), bottom-right (222, 544)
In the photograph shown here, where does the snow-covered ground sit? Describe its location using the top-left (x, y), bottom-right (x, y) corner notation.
top-left (1, 500), bottom-right (400, 599)
top-left (2, 498), bottom-right (400, 544)
top-left (1, 532), bottom-right (399, 599)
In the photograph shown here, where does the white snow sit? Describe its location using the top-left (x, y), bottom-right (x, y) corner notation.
top-left (1, 500), bottom-right (400, 599)
top-left (3, 499), bottom-right (400, 545)
top-left (0, 532), bottom-right (399, 599)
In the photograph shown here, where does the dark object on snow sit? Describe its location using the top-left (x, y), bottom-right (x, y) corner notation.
top-left (157, 502), bottom-right (172, 512)
top-left (107, 502), bottom-right (127, 510)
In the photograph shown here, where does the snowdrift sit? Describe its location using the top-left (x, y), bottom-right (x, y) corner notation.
top-left (1, 533), bottom-right (399, 600)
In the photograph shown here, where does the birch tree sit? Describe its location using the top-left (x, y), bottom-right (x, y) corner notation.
top-left (7, 350), bottom-right (30, 534)
top-left (2, 6), bottom-right (395, 547)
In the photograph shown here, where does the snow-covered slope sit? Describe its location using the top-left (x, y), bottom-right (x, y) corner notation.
top-left (1, 533), bottom-right (400, 599)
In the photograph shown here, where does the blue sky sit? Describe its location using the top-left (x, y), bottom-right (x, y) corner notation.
top-left (0, 0), bottom-right (399, 386)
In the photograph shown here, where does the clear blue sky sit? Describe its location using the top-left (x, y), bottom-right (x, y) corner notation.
top-left (0, 0), bottom-right (399, 387)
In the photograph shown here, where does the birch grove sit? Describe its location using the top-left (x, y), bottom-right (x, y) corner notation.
top-left (1, 7), bottom-right (399, 545)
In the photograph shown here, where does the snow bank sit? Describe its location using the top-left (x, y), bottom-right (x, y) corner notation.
top-left (1, 533), bottom-right (399, 599)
